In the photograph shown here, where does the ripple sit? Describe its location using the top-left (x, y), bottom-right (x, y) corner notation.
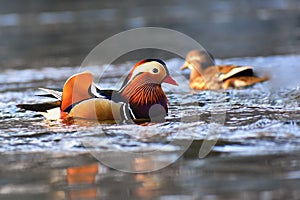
top-left (1, 55), bottom-right (300, 156)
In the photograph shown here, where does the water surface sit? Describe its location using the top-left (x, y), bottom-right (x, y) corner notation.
top-left (1, 55), bottom-right (300, 199)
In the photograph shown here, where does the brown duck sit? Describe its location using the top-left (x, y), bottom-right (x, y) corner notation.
top-left (180, 50), bottom-right (269, 90)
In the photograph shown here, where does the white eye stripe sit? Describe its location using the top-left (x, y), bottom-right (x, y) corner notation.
top-left (130, 62), bottom-right (165, 79)
top-left (119, 61), bottom-right (167, 92)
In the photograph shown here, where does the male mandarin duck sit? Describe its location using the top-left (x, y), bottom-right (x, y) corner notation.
top-left (17, 59), bottom-right (178, 123)
top-left (180, 49), bottom-right (269, 90)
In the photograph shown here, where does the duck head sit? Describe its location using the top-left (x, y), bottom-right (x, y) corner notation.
top-left (180, 49), bottom-right (215, 71)
top-left (119, 59), bottom-right (177, 121)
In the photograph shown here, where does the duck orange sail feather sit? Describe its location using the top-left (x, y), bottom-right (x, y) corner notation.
top-left (60, 71), bottom-right (94, 118)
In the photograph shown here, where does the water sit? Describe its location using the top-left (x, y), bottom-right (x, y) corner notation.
top-left (0, 0), bottom-right (299, 68)
top-left (1, 55), bottom-right (300, 199)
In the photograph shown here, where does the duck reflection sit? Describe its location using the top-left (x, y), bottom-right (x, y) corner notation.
top-left (134, 174), bottom-right (162, 198)
top-left (64, 156), bottom-right (175, 199)
top-left (134, 156), bottom-right (162, 172)
top-left (66, 163), bottom-right (99, 200)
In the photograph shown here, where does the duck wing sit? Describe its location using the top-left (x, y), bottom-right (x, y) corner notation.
top-left (217, 65), bottom-right (254, 81)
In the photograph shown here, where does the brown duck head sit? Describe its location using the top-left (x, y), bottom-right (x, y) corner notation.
top-left (180, 50), bottom-right (215, 88)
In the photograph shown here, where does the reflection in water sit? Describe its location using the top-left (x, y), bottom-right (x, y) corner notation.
top-left (62, 155), bottom-right (180, 199)
top-left (134, 157), bottom-right (159, 172)
top-left (65, 161), bottom-right (163, 199)
top-left (134, 174), bottom-right (161, 199)
top-left (67, 163), bottom-right (99, 200)
top-left (0, 146), bottom-right (300, 199)
top-left (46, 148), bottom-right (300, 199)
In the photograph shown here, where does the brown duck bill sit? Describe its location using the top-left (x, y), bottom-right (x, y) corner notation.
top-left (163, 75), bottom-right (178, 86)
top-left (179, 62), bottom-right (189, 70)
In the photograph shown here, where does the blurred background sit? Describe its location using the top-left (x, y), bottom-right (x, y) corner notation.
top-left (0, 0), bottom-right (299, 68)
top-left (1, 1), bottom-right (300, 199)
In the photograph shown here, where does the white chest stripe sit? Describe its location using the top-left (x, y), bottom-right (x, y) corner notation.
top-left (127, 105), bottom-right (136, 120)
top-left (122, 103), bottom-right (129, 121)
top-left (120, 103), bottom-right (137, 121)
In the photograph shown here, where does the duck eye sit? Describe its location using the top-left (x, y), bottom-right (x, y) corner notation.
top-left (152, 68), bottom-right (159, 73)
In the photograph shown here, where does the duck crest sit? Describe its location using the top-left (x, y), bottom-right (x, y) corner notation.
top-left (121, 59), bottom-right (169, 88)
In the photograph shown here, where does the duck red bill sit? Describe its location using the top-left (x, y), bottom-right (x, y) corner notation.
top-left (163, 75), bottom-right (178, 85)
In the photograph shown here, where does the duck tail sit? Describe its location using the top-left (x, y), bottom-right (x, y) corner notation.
top-left (16, 101), bottom-right (61, 112)
top-left (259, 75), bottom-right (270, 82)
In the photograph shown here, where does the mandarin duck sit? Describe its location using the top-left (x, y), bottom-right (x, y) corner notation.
top-left (17, 59), bottom-right (178, 123)
top-left (180, 49), bottom-right (269, 90)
